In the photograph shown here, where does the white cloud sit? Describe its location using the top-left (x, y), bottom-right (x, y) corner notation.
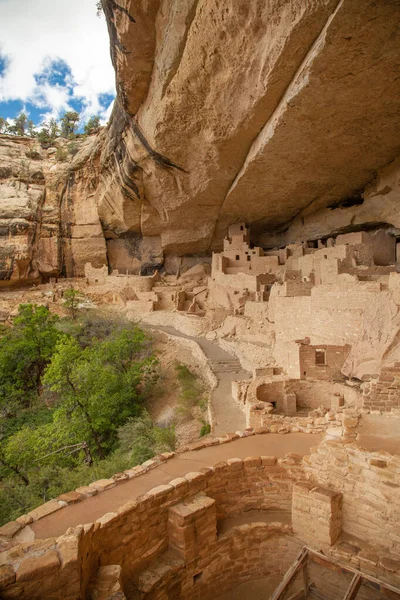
top-left (0, 0), bottom-right (115, 121)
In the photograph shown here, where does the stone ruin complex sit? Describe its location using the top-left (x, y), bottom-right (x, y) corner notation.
top-left (1, 0), bottom-right (400, 597)
top-left (1, 222), bottom-right (400, 600)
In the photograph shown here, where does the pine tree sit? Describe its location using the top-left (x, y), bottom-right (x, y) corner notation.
top-left (60, 111), bottom-right (80, 138)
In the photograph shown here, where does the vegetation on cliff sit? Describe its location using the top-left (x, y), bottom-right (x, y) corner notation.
top-left (0, 110), bottom-right (102, 147)
top-left (0, 305), bottom-right (176, 525)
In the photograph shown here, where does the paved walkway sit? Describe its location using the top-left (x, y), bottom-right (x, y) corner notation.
top-left (32, 433), bottom-right (321, 540)
top-left (148, 325), bottom-right (248, 434)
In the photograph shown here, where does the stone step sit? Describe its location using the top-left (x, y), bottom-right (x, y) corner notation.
top-left (209, 360), bottom-right (242, 373)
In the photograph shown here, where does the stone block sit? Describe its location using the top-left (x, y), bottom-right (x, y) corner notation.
top-left (57, 491), bottom-right (83, 504)
top-left (261, 456), bottom-right (277, 466)
top-left (75, 485), bottom-right (98, 497)
top-left (89, 478), bottom-right (116, 492)
top-left (16, 550), bottom-right (60, 582)
top-left (28, 499), bottom-right (61, 521)
top-left (0, 522), bottom-right (22, 539)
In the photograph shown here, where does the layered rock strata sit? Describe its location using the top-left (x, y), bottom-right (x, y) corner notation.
top-left (2, 0), bottom-right (400, 283)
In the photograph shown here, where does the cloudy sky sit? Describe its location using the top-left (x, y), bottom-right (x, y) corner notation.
top-left (0, 0), bottom-right (116, 128)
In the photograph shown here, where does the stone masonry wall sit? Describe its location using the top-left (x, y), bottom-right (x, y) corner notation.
top-left (362, 363), bottom-right (400, 412)
top-left (0, 454), bottom-right (301, 600)
top-left (304, 441), bottom-right (400, 553)
top-left (299, 344), bottom-right (351, 381)
top-left (1, 440), bottom-right (400, 599)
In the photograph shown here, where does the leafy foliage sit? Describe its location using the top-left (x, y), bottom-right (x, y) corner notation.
top-left (0, 304), bottom-right (61, 414)
top-left (60, 111), bottom-right (80, 138)
top-left (0, 308), bottom-right (160, 525)
top-left (63, 288), bottom-right (82, 319)
top-left (118, 410), bottom-right (176, 466)
top-left (84, 115), bottom-right (101, 135)
top-left (1, 111), bottom-right (104, 145)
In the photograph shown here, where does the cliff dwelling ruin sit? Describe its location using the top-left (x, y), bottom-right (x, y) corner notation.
top-left (1, 1), bottom-right (400, 599)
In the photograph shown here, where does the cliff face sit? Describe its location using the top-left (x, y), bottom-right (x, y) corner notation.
top-left (104, 0), bottom-right (400, 254)
top-left (0, 135), bottom-right (107, 284)
top-left (1, 0), bottom-right (400, 285)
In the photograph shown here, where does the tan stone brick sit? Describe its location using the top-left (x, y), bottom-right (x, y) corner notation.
top-left (0, 522), bottom-right (22, 539)
top-left (57, 491), bottom-right (83, 504)
top-left (28, 499), bottom-right (61, 521)
top-left (88, 478), bottom-right (116, 492)
top-left (16, 550), bottom-right (60, 582)
top-left (243, 457), bottom-right (262, 468)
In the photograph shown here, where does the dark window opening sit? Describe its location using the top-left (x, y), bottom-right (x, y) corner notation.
top-left (315, 349), bottom-right (326, 365)
top-left (236, 255), bottom-right (240, 260)
top-left (240, 225), bottom-right (244, 231)
top-left (247, 255), bottom-right (251, 262)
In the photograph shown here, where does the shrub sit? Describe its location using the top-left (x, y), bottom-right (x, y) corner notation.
top-left (55, 147), bottom-right (68, 162)
top-left (118, 410), bottom-right (176, 466)
top-left (199, 421), bottom-right (211, 437)
top-left (175, 363), bottom-right (207, 420)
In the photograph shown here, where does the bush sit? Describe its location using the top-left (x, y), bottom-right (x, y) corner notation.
top-left (67, 141), bottom-right (79, 157)
top-left (175, 363), bottom-right (207, 419)
top-left (25, 149), bottom-right (41, 160)
top-left (55, 147), bottom-right (68, 162)
top-left (200, 421), bottom-right (211, 437)
top-left (118, 410), bottom-right (176, 466)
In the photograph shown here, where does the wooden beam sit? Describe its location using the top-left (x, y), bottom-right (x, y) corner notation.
top-left (269, 548), bottom-right (308, 600)
top-left (302, 561), bottom-right (309, 595)
top-left (308, 553), bottom-right (344, 574)
top-left (342, 574), bottom-right (362, 600)
top-left (307, 549), bottom-right (400, 597)
top-left (308, 585), bottom-right (328, 600)
top-left (286, 591), bottom-right (305, 600)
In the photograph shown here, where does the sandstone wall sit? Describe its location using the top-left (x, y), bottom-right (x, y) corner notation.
top-left (362, 364), bottom-right (400, 413)
top-left (2, 435), bottom-right (400, 599)
top-left (304, 441), bottom-right (400, 553)
top-left (96, 0), bottom-right (400, 258)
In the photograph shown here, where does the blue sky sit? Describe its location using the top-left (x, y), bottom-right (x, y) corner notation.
top-left (0, 0), bottom-right (116, 129)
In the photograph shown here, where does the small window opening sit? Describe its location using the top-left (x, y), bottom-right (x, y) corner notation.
top-left (247, 255), bottom-right (251, 262)
top-left (236, 255), bottom-right (240, 261)
top-left (315, 349), bottom-right (326, 365)
top-left (240, 225), bottom-right (244, 231)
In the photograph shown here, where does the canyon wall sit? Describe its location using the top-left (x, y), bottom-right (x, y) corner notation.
top-left (1, 0), bottom-right (400, 284)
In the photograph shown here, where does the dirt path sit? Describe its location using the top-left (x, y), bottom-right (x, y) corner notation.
top-left (31, 432), bottom-right (321, 540)
top-left (147, 325), bottom-right (248, 435)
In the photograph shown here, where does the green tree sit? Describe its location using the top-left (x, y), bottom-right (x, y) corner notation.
top-left (27, 120), bottom-right (36, 137)
top-left (63, 288), bottom-right (82, 319)
top-left (43, 328), bottom-right (158, 459)
top-left (9, 112), bottom-right (28, 136)
top-left (48, 118), bottom-right (60, 140)
top-left (60, 111), bottom-right (80, 138)
top-left (0, 304), bottom-right (61, 414)
top-left (84, 115), bottom-right (101, 135)
top-left (0, 117), bottom-right (9, 134)
top-left (37, 118), bottom-right (60, 147)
